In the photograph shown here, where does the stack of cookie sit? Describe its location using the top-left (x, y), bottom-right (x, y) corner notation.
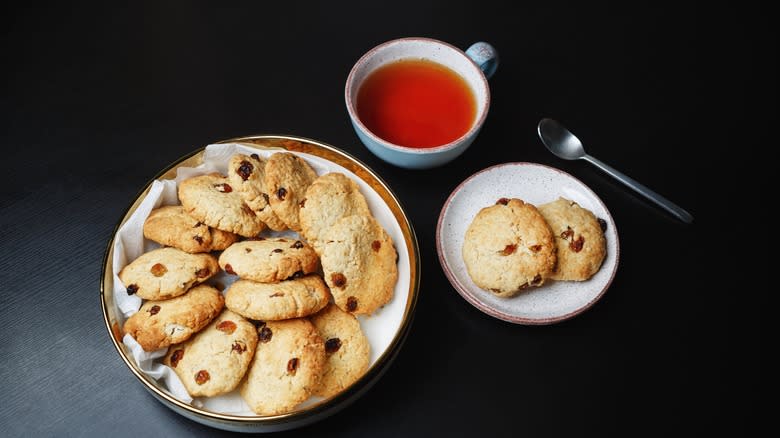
top-left (218, 237), bottom-right (368, 414)
top-left (119, 150), bottom-right (397, 416)
top-left (299, 172), bottom-right (398, 316)
top-left (120, 219), bottom-right (254, 399)
top-left (462, 197), bottom-right (607, 297)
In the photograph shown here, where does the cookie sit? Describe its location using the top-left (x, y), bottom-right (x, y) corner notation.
top-left (320, 215), bottom-right (397, 315)
top-left (299, 172), bottom-right (371, 253)
top-left (538, 198), bottom-right (607, 281)
top-left (310, 303), bottom-right (370, 398)
top-left (123, 284), bottom-right (224, 352)
top-left (143, 205), bottom-right (239, 253)
top-left (218, 238), bottom-right (319, 283)
top-left (118, 247), bottom-right (219, 300)
top-left (462, 198), bottom-right (556, 297)
top-left (163, 309), bottom-right (258, 397)
top-left (227, 153), bottom-right (288, 231)
top-left (210, 225), bottom-right (240, 250)
top-left (225, 275), bottom-right (330, 321)
top-left (240, 319), bottom-right (326, 415)
top-left (178, 173), bottom-right (266, 237)
top-left (264, 152), bottom-right (318, 232)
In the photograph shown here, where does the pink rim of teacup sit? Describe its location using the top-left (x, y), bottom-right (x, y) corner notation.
top-left (345, 37), bottom-right (491, 155)
top-left (435, 162), bottom-right (621, 325)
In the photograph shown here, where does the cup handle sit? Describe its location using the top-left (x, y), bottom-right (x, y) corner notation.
top-left (465, 42), bottom-right (499, 79)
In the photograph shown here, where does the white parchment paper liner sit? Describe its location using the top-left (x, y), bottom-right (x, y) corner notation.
top-left (111, 142), bottom-right (411, 415)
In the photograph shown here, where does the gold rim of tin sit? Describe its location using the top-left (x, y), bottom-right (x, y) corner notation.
top-left (99, 135), bottom-right (420, 425)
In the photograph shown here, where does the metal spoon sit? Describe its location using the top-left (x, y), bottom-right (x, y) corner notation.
top-left (537, 118), bottom-right (693, 223)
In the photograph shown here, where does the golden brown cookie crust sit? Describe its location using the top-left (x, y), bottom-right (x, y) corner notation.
top-left (299, 172), bottom-right (371, 254)
top-left (538, 198), bottom-right (606, 281)
top-left (163, 309), bottom-right (258, 397)
top-left (310, 303), bottom-right (370, 398)
top-left (227, 153), bottom-right (288, 231)
top-left (178, 173), bottom-right (266, 237)
top-left (240, 319), bottom-right (325, 415)
top-left (122, 284), bottom-right (224, 352)
top-left (320, 215), bottom-right (398, 315)
top-left (264, 152), bottom-right (318, 232)
top-left (462, 198), bottom-right (556, 297)
top-left (118, 247), bottom-right (218, 300)
top-left (143, 205), bottom-right (238, 253)
top-left (224, 275), bottom-right (331, 321)
top-left (218, 238), bottom-right (319, 283)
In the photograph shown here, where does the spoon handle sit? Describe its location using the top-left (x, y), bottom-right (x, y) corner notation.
top-left (582, 155), bottom-right (694, 223)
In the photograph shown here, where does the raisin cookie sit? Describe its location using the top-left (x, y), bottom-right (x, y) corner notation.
top-left (310, 303), bottom-right (370, 398)
top-left (299, 172), bottom-right (371, 253)
top-left (462, 198), bottom-right (557, 297)
top-left (264, 152), bottom-right (318, 232)
top-left (320, 215), bottom-right (397, 315)
top-left (225, 275), bottom-right (330, 320)
top-left (218, 238), bottom-right (319, 283)
top-left (123, 284), bottom-right (224, 352)
top-left (227, 153), bottom-right (288, 231)
top-left (143, 205), bottom-right (238, 253)
top-left (178, 173), bottom-right (266, 237)
top-left (163, 309), bottom-right (258, 397)
top-left (118, 247), bottom-right (218, 300)
top-left (240, 319), bottom-right (326, 415)
top-left (538, 198), bottom-right (607, 281)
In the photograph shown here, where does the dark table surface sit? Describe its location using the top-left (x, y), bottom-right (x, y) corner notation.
top-left (1, 2), bottom-right (769, 437)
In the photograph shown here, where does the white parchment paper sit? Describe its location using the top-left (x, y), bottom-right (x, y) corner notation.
top-left (111, 142), bottom-right (411, 415)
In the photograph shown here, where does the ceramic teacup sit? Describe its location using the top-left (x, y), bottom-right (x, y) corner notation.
top-left (345, 37), bottom-right (498, 169)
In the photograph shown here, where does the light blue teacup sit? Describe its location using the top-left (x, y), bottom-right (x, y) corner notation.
top-left (345, 37), bottom-right (498, 170)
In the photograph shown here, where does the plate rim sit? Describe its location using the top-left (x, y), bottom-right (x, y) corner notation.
top-left (99, 134), bottom-right (420, 429)
top-left (436, 161), bottom-right (620, 325)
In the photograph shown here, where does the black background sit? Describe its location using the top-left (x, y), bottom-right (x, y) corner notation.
top-left (1, 2), bottom-right (770, 437)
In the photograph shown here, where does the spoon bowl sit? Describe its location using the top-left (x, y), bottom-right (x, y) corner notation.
top-left (537, 118), bottom-right (693, 224)
top-left (538, 118), bottom-right (587, 160)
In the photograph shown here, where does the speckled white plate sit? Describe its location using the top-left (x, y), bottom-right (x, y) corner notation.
top-left (436, 162), bottom-right (619, 324)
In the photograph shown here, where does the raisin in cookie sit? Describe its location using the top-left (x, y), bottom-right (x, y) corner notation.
top-left (320, 215), bottom-right (397, 315)
top-left (123, 284), bottom-right (224, 352)
top-left (143, 205), bottom-right (238, 253)
top-left (264, 152), bottom-right (318, 232)
top-left (118, 247), bottom-right (218, 300)
top-left (299, 172), bottom-right (371, 253)
top-left (218, 238), bottom-right (319, 283)
top-left (310, 303), bottom-right (370, 398)
top-left (227, 153), bottom-right (288, 231)
top-left (178, 173), bottom-right (266, 237)
top-left (462, 198), bottom-right (556, 297)
top-left (225, 275), bottom-right (330, 320)
top-left (538, 198), bottom-right (607, 281)
top-left (240, 319), bottom-right (326, 415)
top-left (163, 309), bottom-right (258, 397)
